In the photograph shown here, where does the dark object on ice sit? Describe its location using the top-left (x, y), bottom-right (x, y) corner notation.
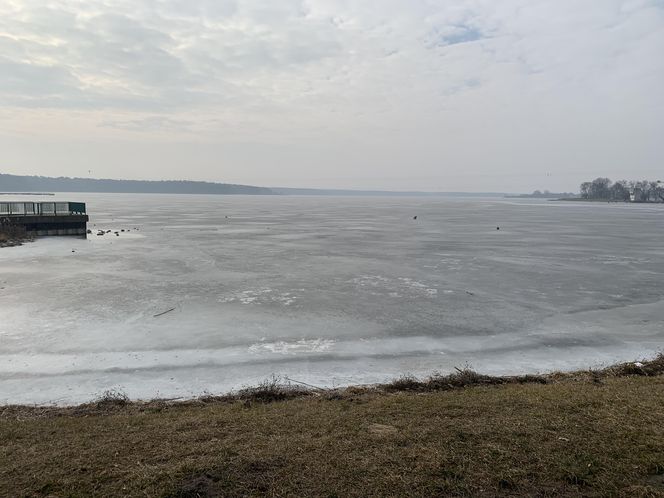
top-left (465, 290), bottom-right (475, 296)
top-left (121, 229), bottom-right (125, 232)
top-left (154, 308), bottom-right (176, 318)
top-left (496, 226), bottom-right (500, 230)
top-left (413, 216), bottom-right (418, 220)
top-left (71, 250), bottom-right (75, 253)
top-left (106, 230), bottom-right (111, 233)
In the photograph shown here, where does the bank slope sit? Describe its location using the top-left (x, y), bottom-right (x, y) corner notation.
top-left (1, 360), bottom-right (663, 497)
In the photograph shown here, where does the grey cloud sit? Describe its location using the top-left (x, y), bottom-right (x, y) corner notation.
top-left (99, 115), bottom-right (195, 132)
top-left (0, 35), bottom-right (27, 58)
top-left (87, 13), bottom-right (173, 47)
top-left (427, 25), bottom-right (485, 47)
top-left (235, 1), bottom-right (310, 24)
top-left (0, 0), bottom-right (343, 112)
top-left (154, 0), bottom-right (238, 19)
top-left (0, 57), bottom-right (81, 96)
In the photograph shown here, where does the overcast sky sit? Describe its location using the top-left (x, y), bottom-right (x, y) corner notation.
top-left (1, 0), bottom-right (662, 192)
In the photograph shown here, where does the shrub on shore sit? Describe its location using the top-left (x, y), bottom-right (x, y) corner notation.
top-left (0, 222), bottom-right (31, 247)
top-left (236, 375), bottom-right (312, 403)
top-left (384, 353), bottom-right (664, 393)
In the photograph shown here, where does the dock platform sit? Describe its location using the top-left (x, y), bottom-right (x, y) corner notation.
top-left (0, 202), bottom-right (89, 236)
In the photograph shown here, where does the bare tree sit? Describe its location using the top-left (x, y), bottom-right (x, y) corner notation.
top-left (590, 178), bottom-right (612, 199)
top-left (609, 180), bottom-right (629, 201)
top-left (580, 182), bottom-right (592, 199)
top-left (654, 181), bottom-right (664, 202)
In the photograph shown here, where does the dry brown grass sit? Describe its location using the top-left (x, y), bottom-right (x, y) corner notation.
top-left (383, 354), bottom-right (664, 395)
top-left (1, 358), bottom-right (664, 497)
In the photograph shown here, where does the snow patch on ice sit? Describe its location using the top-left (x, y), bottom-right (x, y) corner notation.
top-left (248, 339), bottom-right (335, 355)
top-left (219, 288), bottom-right (301, 306)
top-left (351, 275), bottom-right (438, 298)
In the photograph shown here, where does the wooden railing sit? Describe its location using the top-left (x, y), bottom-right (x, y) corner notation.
top-left (0, 202), bottom-right (86, 216)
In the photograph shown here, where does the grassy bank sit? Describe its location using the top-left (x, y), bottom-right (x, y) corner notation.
top-left (1, 358), bottom-right (664, 497)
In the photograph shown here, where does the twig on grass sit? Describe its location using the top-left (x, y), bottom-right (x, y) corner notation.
top-left (284, 377), bottom-right (328, 391)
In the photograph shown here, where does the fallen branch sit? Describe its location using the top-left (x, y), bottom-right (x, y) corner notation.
top-left (284, 377), bottom-right (328, 391)
top-left (153, 308), bottom-right (175, 318)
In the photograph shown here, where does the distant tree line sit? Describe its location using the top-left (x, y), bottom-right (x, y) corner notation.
top-left (506, 190), bottom-right (576, 199)
top-left (580, 178), bottom-right (664, 202)
top-left (529, 190), bottom-right (575, 198)
top-left (0, 173), bottom-right (275, 195)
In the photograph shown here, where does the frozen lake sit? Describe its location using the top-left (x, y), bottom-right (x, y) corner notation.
top-left (1, 193), bottom-right (663, 405)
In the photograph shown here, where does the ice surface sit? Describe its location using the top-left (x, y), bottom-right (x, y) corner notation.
top-left (1, 193), bottom-right (663, 404)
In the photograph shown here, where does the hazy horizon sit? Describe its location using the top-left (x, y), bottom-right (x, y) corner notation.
top-left (1, 0), bottom-right (663, 192)
top-left (1, 171), bottom-right (571, 195)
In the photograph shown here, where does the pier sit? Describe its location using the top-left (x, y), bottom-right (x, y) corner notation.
top-left (0, 201), bottom-right (88, 236)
